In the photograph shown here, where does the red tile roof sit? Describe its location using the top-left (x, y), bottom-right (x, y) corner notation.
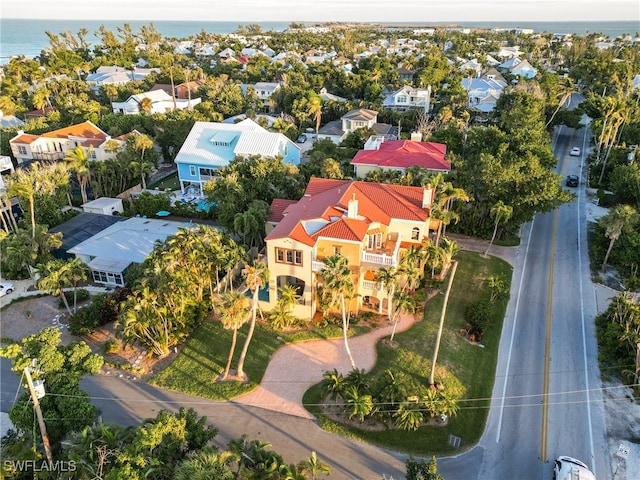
top-left (266, 178), bottom-right (431, 246)
top-left (351, 140), bottom-right (450, 171)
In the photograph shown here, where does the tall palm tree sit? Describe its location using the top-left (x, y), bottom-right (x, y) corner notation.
top-left (319, 255), bottom-right (357, 369)
top-left (438, 237), bottom-right (459, 278)
top-left (216, 290), bottom-right (250, 380)
top-left (389, 290), bottom-right (416, 344)
top-left (236, 261), bottom-right (269, 379)
top-left (484, 201), bottom-right (513, 257)
top-left (66, 257), bottom-right (89, 313)
top-left (308, 92), bottom-right (323, 139)
top-left (375, 266), bottom-right (398, 318)
top-left (599, 204), bottom-right (637, 273)
top-left (429, 261), bottom-right (458, 388)
top-left (36, 259), bottom-right (74, 316)
top-left (129, 160), bottom-right (153, 190)
top-left (65, 145), bottom-right (93, 204)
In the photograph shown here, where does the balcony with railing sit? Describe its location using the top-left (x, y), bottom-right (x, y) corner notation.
top-left (312, 260), bottom-right (326, 271)
top-left (32, 151), bottom-right (65, 161)
top-left (362, 280), bottom-right (379, 291)
top-left (361, 232), bottom-right (402, 266)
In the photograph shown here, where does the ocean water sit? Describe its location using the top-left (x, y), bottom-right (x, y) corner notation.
top-left (1, 18), bottom-right (638, 64)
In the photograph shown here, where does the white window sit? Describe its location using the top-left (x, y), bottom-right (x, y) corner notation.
top-left (411, 227), bottom-right (420, 241)
top-left (18, 146), bottom-right (27, 155)
top-left (189, 165), bottom-right (196, 176)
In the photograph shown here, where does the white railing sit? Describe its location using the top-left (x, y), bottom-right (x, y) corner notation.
top-left (312, 260), bottom-right (326, 271)
top-left (362, 280), bottom-right (379, 291)
top-left (361, 251), bottom-right (397, 266)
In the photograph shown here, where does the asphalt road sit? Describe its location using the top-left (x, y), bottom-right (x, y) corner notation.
top-left (439, 125), bottom-right (609, 479)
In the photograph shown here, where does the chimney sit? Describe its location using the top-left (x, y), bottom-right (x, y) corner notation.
top-left (347, 193), bottom-right (358, 219)
top-left (411, 132), bottom-right (422, 142)
top-left (422, 186), bottom-right (433, 208)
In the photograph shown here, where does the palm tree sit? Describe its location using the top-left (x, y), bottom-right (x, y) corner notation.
top-left (319, 255), bottom-right (357, 369)
top-left (6, 162), bottom-right (67, 239)
top-left (343, 385), bottom-right (373, 421)
top-left (308, 92), bottom-right (323, 139)
top-left (65, 145), bottom-right (93, 204)
top-left (216, 290), bottom-right (250, 380)
top-left (388, 291), bottom-right (416, 343)
top-left (174, 447), bottom-right (234, 480)
top-left (118, 287), bottom-right (171, 357)
top-left (297, 451), bottom-right (331, 480)
top-left (66, 258), bottom-right (89, 313)
top-left (129, 160), bottom-right (153, 190)
top-left (321, 368), bottom-right (346, 401)
top-left (36, 259), bottom-right (74, 316)
top-left (484, 201), bottom-right (513, 257)
top-left (236, 261), bottom-right (269, 379)
top-left (429, 261), bottom-right (458, 388)
top-left (438, 237), bottom-right (459, 278)
top-left (599, 204), bottom-right (638, 273)
top-left (375, 266), bottom-right (398, 319)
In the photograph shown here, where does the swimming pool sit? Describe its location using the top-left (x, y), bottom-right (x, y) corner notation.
top-left (196, 199), bottom-right (216, 212)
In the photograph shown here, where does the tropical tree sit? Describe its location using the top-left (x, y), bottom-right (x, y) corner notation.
top-left (174, 447), bottom-right (234, 480)
top-left (429, 261), bottom-right (458, 388)
top-left (36, 259), bottom-right (74, 315)
top-left (388, 291), bottom-right (416, 344)
top-left (599, 204), bottom-right (638, 272)
top-left (65, 145), bottom-right (93, 204)
top-left (216, 290), bottom-right (250, 380)
top-left (6, 162), bottom-right (68, 239)
top-left (297, 451), bottom-right (331, 480)
top-left (375, 266), bottom-right (398, 319)
top-left (129, 160), bottom-right (153, 190)
top-left (66, 257), bottom-right (90, 313)
top-left (236, 261), bottom-right (269, 380)
top-left (394, 402), bottom-right (424, 431)
top-left (321, 368), bottom-right (346, 401)
top-left (484, 200), bottom-right (513, 257)
top-left (319, 255), bottom-right (357, 369)
top-left (343, 385), bottom-right (374, 421)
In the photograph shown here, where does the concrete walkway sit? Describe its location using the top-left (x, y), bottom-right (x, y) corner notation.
top-left (234, 314), bottom-right (416, 418)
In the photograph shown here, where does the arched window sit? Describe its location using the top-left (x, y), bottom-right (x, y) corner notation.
top-left (411, 227), bottom-right (420, 241)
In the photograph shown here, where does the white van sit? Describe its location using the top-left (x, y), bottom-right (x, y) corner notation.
top-left (553, 456), bottom-right (596, 480)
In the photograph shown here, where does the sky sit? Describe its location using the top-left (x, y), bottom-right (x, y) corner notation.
top-left (2, 0), bottom-right (639, 23)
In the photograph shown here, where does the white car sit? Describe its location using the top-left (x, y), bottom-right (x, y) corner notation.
top-left (570, 147), bottom-right (581, 157)
top-left (553, 456), bottom-right (596, 480)
top-left (0, 282), bottom-right (15, 297)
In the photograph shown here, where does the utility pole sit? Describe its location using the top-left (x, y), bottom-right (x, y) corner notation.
top-left (23, 366), bottom-right (53, 464)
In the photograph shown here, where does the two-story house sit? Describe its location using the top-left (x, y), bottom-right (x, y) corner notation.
top-left (382, 85), bottom-right (432, 112)
top-left (317, 109), bottom-right (396, 144)
top-left (173, 118), bottom-right (300, 197)
top-left (262, 178), bottom-right (437, 321)
top-left (111, 90), bottom-right (201, 115)
top-left (9, 121), bottom-right (134, 165)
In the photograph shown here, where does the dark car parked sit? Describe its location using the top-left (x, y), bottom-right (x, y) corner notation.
top-left (566, 175), bottom-right (579, 187)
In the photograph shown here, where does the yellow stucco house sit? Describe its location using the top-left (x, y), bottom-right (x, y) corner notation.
top-left (262, 178), bottom-right (437, 321)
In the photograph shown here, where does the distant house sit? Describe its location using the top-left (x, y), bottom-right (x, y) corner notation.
top-left (318, 87), bottom-right (347, 103)
top-left (0, 155), bottom-right (15, 193)
top-left (510, 59), bottom-right (538, 78)
top-left (111, 90), bottom-right (200, 115)
top-left (0, 111), bottom-right (24, 128)
top-left (175, 80), bottom-right (206, 99)
top-left (397, 66), bottom-right (415, 83)
top-left (173, 119), bottom-right (301, 196)
top-left (351, 138), bottom-right (449, 179)
top-left (461, 76), bottom-right (507, 113)
top-left (240, 82), bottom-right (281, 111)
top-left (24, 106), bottom-right (55, 120)
top-left (85, 66), bottom-right (160, 92)
top-left (9, 121), bottom-right (135, 165)
top-left (382, 85), bottom-right (431, 112)
top-left (317, 108), bottom-right (397, 145)
top-left (68, 217), bottom-right (196, 286)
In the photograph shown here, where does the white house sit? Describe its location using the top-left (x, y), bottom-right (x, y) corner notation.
top-left (461, 77), bottom-right (507, 113)
top-left (317, 109), bottom-right (396, 145)
top-left (9, 121), bottom-right (136, 165)
top-left (85, 66), bottom-right (160, 92)
top-left (68, 217), bottom-right (196, 286)
top-left (173, 119), bottom-right (301, 197)
top-left (112, 90), bottom-right (201, 115)
top-left (510, 59), bottom-right (538, 78)
top-left (382, 85), bottom-right (431, 112)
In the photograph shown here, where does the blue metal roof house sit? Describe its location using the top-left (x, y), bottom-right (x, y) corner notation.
top-left (173, 118), bottom-right (301, 197)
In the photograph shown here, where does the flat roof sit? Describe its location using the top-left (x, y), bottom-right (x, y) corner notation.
top-left (81, 197), bottom-right (122, 209)
top-left (88, 257), bottom-right (131, 274)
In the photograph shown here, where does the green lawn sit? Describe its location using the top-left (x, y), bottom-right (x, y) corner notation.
top-left (147, 172), bottom-right (180, 191)
top-left (151, 250), bottom-right (512, 456)
top-left (304, 250), bottom-right (512, 456)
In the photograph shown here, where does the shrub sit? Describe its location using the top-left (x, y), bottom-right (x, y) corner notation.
top-left (464, 299), bottom-right (493, 332)
top-left (68, 291), bottom-right (126, 336)
top-left (101, 339), bottom-right (119, 355)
